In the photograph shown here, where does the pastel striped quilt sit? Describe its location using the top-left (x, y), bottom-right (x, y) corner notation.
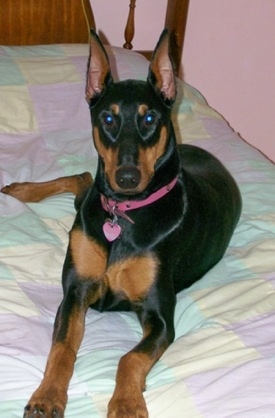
top-left (0, 44), bottom-right (274, 417)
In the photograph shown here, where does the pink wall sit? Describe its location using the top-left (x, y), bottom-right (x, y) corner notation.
top-left (183, 0), bottom-right (275, 162)
top-left (91, 1), bottom-right (275, 162)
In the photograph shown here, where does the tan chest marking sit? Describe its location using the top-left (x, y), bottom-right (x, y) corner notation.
top-left (70, 229), bottom-right (107, 279)
top-left (70, 230), bottom-right (158, 302)
top-left (106, 255), bottom-right (159, 302)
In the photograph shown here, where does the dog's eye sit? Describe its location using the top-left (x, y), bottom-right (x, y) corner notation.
top-left (138, 111), bottom-right (159, 140)
top-left (103, 114), bottom-right (114, 126)
top-left (144, 113), bottom-right (156, 126)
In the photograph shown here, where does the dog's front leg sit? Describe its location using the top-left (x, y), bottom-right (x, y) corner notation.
top-left (23, 277), bottom-right (104, 418)
top-left (108, 292), bottom-right (176, 418)
top-left (23, 228), bottom-right (107, 418)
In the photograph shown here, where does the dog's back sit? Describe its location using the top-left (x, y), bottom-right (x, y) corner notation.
top-left (170, 143), bottom-right (242, 291)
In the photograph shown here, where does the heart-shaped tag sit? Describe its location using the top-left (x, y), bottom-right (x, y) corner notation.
top-left (103, 220), bottom-right (122, 242)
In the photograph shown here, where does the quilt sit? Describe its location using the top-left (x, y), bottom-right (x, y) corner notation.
top-left (0, 43), bottom-right (275, 417)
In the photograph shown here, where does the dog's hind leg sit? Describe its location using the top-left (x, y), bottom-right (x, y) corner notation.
top-left (1, 172), bottom-right (93, 202)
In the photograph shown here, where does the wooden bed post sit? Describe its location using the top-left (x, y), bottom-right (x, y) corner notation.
top-left (123, 0), bottom-right (137, 50)
top-left (165, 0), bottom-right (190, 75)
top-left (81, 0), bottom-right (96, 32)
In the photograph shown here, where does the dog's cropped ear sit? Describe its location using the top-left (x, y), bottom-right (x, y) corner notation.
top-left (148, 29), bottom-right (176, 107)
top-left (85, 30), bottom-right (113, 106)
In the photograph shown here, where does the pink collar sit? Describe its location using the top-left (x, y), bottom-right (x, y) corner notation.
top-left (100, 176), bottom-right (178, 241)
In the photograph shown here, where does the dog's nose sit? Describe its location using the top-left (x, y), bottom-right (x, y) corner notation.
top-left (115, 166), bottom-right (141, 189)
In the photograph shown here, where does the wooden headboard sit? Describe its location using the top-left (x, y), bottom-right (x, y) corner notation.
top-left (0, 0), bottom-right (189, 75)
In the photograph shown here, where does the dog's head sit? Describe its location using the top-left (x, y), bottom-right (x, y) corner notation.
top-left (86, 30), bottom-right (177, 197)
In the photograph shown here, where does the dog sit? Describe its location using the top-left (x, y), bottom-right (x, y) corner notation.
top-left (2, 30), bottom-right (242, 418)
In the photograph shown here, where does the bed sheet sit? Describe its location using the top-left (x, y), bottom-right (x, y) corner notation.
top-left (0, 44), bottom-right (275, 417)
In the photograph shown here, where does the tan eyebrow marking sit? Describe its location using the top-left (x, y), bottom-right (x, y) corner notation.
top-left (110, 104), bottom-right (120, 114)
top-left (138, 104), bottom-right (148, 116)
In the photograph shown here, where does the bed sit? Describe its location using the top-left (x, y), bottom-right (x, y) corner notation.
top-left (1, 1), bottom-right (275, 417)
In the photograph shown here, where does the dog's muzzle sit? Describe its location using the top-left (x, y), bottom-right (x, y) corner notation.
top-left (115, 165), bottom-right (141, 190)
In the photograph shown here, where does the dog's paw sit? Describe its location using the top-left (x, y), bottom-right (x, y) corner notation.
top-left (23, 387), bottom-right (67, 418)
top-left (108, 395), bottom-right (148, 418)
top-left (23, 403), bottom-right (64, 418)
top-left (1, 182), bottom-right (32, 202)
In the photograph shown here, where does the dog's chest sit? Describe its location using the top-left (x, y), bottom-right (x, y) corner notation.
top-left (69, 228), bottom-right (159, 302)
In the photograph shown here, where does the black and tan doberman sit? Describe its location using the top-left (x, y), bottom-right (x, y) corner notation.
top-left (2, 30), bottom-right (242, 418)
